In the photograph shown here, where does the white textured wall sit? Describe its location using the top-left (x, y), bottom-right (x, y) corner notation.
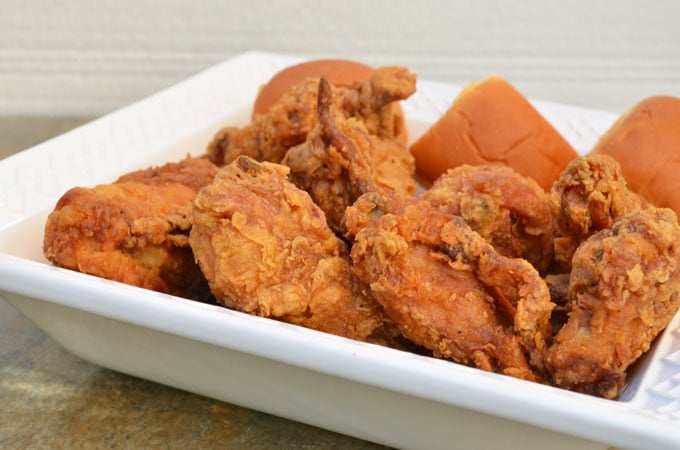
top-left (2, 0), bottom-right (679, 116)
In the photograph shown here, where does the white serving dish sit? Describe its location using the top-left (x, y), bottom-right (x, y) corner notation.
top-left (1, 51), bottom-right (679, 450)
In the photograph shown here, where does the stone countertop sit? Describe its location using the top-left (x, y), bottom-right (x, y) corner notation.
top-left (0, 116), bottom-right (389, 449)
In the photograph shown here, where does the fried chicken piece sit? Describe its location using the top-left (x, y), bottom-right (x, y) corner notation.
top-left (421, 165), bottom-right (554, 273)
top-left (282, 76), bottom-right (416, 233)
top-left (43, 157), bottom-right (218, 301)
top-left (346, 192), bottom-right (554, 381)
top-left (549, 154), bottom-right (645, 271)
top-left (546, 208), bottom-right (680, 398)
top-left (189, 156), bottom-right (403, 346)
top-left (207, 66), bottom-right (416, 166)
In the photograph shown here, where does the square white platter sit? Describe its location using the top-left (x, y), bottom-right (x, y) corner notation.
top-left (1, 51), bottom-right (679, 450)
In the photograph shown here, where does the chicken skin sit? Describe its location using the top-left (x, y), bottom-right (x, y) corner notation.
top-left (546, 208), bottom-right (680, 399)
top-left (421, 164), bottom-right (554, 274)
top-left (43, 157), bottom-right (218, 301)
top-left (283, 76), bottom-right (417, 233)
top-left (207, 66), bottom-right (416, 166)
top-left (189, 156), bottom-right (402, 346)
top-left (549, 154), bottom-right (645, 272)
top-left (346, 193), bottom-right (554, 381)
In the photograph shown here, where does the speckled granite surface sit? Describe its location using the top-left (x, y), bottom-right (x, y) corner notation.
top-left (0, 117), bottom-right (390, 450)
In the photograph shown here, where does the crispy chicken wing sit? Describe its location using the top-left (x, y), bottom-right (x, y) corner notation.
top-left (282, 76), bottom-right (416, 233)
top-left (549, 154), bottom-right (645, 271)
top-left (207, 66), bottom-right (416, 166)
top-left (189, 156), bottom-right (403, 346)
top-left (43, 157), bottom-right (218, 301)
top-left (421, 164), bottom-right (554, 273)
top-left (346, 192), bottom-right (554, 381)
top-left (546, 208), bottom-right (680, 398)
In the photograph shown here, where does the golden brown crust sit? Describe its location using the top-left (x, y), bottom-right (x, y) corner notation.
top-left (347, 193), bottom-right (554, 381)
top-left (283, 77), bottom-right (416, 233)
top-left (43, 158), bottom-right (218, 301)
top-left (208, 66), bottom-right (415, 166)
top-left (421, 164), bottom-right (554, 273)
top-left (252, 59), bottom-right (375, 117)
top-left (251, 59), bottom-right (409, 146)
top-left (189, 156), bottom-right (403, 346)
top-left (546, 208), bottom-right (680, 399)
top-left (549, 154), bottom-right (644, 272)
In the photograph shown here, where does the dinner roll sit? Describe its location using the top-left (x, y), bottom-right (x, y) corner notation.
top-left (409, 75), bottom-right (578, 190)
top-left (591, 95), bottom-right (680, 216)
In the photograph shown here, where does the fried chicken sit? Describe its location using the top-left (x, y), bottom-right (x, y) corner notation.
top-left (549, 154), bottom-right (645, 272)
top-left (189, 156), bottom-right (403, 346)
top-left (207, 66), bottom-right (416, 166)
top-left (43, 157), bottom-right (218, 301)
top-left (346, 192), bottom-right (554, 381)
top-left (421, 164), bottom-right (554, 274)
top-left (546, 208), bottom-right (680, 399)
top-left (282, 76), bottom-right (417, 233)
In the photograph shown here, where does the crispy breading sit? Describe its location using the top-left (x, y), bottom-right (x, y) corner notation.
top-left (283, 76), bottom-right (416, 233)
top-left (546, 208), bottom-right (680, 399)
top-left (207, 66), bottom-right (416, 166)
top-left (346, 192), bottom-right (554, 381)
top-left (43, 158), bottom-right (218, 301)
top-left (421, 164), bottom-right (554, 274)
top-left (189, 156), bottom-right (404, 347)
top-left (549, 154), bottom-right (645, 271)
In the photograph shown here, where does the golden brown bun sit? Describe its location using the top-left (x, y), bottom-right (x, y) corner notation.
top-left (252, 59), bottom-right (408, 145)
top-left (409, 75), bottom-right (578, 190)
top-left (591, 95), bottom-right (680, 216)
